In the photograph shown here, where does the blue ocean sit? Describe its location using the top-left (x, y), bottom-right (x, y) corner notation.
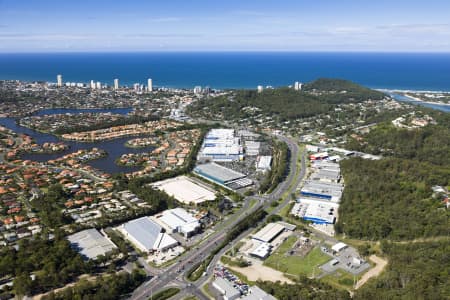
top-left (0, 52), bottom-right (450, 91)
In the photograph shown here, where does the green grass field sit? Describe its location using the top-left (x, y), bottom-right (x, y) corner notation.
top-left (264, 236), bottom-right (331, 277)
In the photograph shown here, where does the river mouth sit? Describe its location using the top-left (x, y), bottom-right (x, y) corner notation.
top-left (0, 108), bottom-right (155, 174)
top-left (389, 93), bottom-right (450, 113)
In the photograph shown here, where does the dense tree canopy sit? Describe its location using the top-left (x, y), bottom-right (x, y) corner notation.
top-left (347, 123), bottom-right (450, 166)
top-left (188, 79), bottom-right (385, 123)
top-left (0, 237), bottom-right (91, 297)
top-left (340, 110), bottom-right (450, 240)
top-left (303, 78), bottom-right (386, 103)
top-left (260, 140), bottom-right (289, 193)
top-left (354, 240), bottom-right (450, 300)
top-left (336, 157), bottom-right (450, 240)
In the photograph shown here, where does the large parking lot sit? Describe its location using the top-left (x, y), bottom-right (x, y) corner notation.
top-left (214, 264), bottom-right (250, 295)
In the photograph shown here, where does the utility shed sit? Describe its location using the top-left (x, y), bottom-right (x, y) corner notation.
top-left (331, 242), bottom-right (348, 253)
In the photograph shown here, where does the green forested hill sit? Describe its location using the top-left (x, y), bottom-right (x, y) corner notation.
top-left (187, 78), bottom-right (385, 122)
top-left (188, 87), bottom-right (330, 121)
top-left (303, 78), bottom-right (386, 103)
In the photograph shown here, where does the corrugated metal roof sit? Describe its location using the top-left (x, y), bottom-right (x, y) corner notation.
top-left (67, 228), bottom-right (117, 260)
top-left (159, 208), bottom-right (200, 233)
top-left (194, 162), bottom-right (246, 183)
top-left (122, 217), bottom-right (162, 251)
top-left (252, 223), bottom-right (285, 243)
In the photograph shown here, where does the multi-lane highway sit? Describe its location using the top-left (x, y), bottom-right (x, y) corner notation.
top-left (129, 135), bottom-right (305, 300)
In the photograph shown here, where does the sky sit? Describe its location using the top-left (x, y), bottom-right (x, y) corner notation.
top-left (0, 0), bottom-right (450, 52)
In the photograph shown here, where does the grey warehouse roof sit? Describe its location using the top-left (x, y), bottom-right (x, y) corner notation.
top-left (194, 162), bottom-right (246, 183)
top-left (122, 217), bottom-right (162, 251)
top-left (67, 228), bottom-right (117, 260)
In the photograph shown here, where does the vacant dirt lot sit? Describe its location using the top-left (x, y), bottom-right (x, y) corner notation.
top-left (225, 261), bottom-right (293, 284)
top-left (355, 255), bottom-right (388, 289)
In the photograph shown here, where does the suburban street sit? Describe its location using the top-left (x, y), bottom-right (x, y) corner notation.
top-left (129, 134), bottom-right (306, 300)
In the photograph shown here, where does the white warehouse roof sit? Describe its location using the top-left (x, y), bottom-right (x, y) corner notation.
top-left (257, 156), bottom-right (272, 171)
top-left (159, 208), bottom-right (200, 234)
top-left (199, 129), bottom-right (243, 162)
top-left (151, 176), bottom-right (216, 204)
top-left (206, 128), bottom-right (235, 139)
top-left (332, 242), bottom-right (348, 253)
top-left (250, 243), bottom-right (272, 259)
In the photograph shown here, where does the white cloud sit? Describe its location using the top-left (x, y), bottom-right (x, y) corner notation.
top-left (1, 22), bottom-right (450, 52)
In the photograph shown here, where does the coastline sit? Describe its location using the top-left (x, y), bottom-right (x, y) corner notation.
top-left (2, 52), bottom-right (450, 91)
top-left (377, 88), bottom-right (450, 94)
top-left (380, 89), bottom-right (450, 106)
top-left (402, 94), bottom-right (450, 106)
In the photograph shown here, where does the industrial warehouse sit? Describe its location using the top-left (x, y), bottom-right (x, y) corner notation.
top-left (155, 208), bottom-right (201, 238)
top-left (244, 140), bottom-right (261, 156)
top-left (309, 160), bottom-right (342, 183)
top-left (117, 217), bottom-right (178, 253)
top-left (67, 228), bottom-right (117, 260)
top-left (194, 162), bottom-right (252, 190)
top-left (151, 176), bottom-right (216, 204)
top-left (291, 198), bottom-right (338, 224)
top-left (249, 222), bottom-right (295, 259)
top-left (300, 181), bottom-right (343, 202)
top-left (252, 223), bottom-right (287, 243)
top-left (293, 152), bottom-right (344, 235)
top-left (198, 128), bottom-right (243, 162)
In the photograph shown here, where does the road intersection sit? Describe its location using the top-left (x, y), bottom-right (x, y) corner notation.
top-left (129, 135), bottom-right (305, 300)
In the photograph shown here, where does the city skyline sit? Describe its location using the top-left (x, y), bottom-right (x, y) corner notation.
top-left (0, 0), bottom-right (450, 52)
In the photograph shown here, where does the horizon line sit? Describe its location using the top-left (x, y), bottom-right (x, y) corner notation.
top-left (1, 50), bottom-right (450, 54)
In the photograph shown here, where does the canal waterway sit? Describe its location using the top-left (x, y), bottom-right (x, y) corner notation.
top-left (0, 108), bottom-right (152, 174)
top-left (1, 96), bottom-right (448, 174)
